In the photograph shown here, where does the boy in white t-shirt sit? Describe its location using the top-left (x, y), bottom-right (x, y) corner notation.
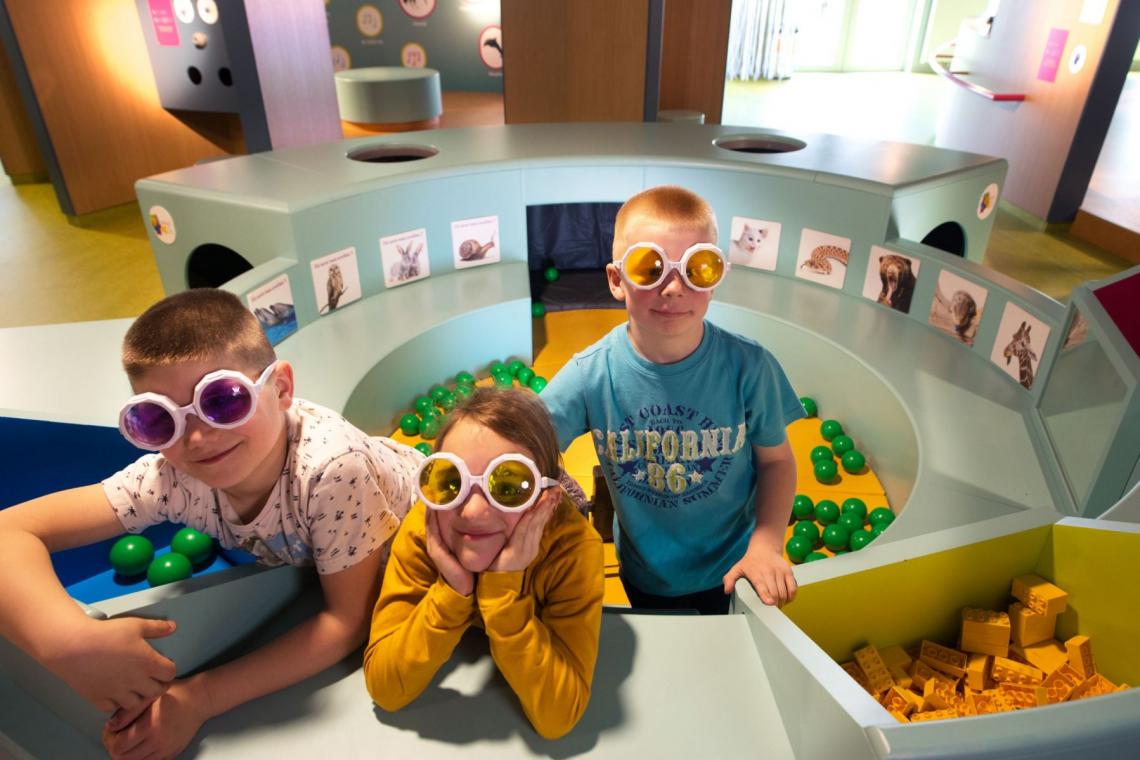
top-left (0, 289), bottom-right (420, 759)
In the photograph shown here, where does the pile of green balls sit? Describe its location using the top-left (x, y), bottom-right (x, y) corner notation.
top-left (799, 400), bottom-right (869, 484)
top-left (784, 495), bottom-right (895, 564)
top-left (109, 526), bottom-right (216, 587)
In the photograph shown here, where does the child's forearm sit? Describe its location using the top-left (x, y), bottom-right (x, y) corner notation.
top-left (752, 455), bottom-right (797, 549)
top-left (363, 580), bottom-right (474, 711)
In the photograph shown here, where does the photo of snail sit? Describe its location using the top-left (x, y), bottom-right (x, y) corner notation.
top-left (450, 215), bottom-right (500, 270)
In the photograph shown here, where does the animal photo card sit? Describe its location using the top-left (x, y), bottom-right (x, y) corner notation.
top-left (862, 246), bottom-right (921, 314)
top-left (381, 228), bottom-right (430, 288)
top-left (1061, 310), bottom-right (1088, 351)
top-left (311, 247), bottom-right (362, 316)
top-left (728, 216), bottom-right (781, 271)
top-left (451, 215), bottom-right (499, 270)
top-left (929, 270), bottom-right (988, 347)
top-left (247, 274), bottom-right (298, 347)
top-left (990, 302), bottom-right (1051, 390)
top-left (795, 229), bottom-right (851, 289)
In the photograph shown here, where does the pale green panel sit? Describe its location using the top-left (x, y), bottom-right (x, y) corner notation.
top-left (134, 185), bottom-right (296, 294)
top-left (890, 163), bottom-right (1007, 264)
top-left (287, 172), bottom-right (526, 326)
top-left (645, 166), bottom-right (890, 293)
top-left (342, 300), bottom-right (532, 435)
top-left (522, 166), bottom-right (644, 205)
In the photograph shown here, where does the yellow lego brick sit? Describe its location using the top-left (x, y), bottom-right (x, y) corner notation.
top-left (1070, 674), bottom-right (1118, 701)
top-left (1065, 635), bottom-right (1097, 679)
top-left (960, 608), bottom-right (1011, 657)
top-left (909, 708), bottom-right (959, 722)
top-left (998, 682), bottom-right (1047, 708)
top-left (967, 690), bottom-right (1001, 715)
top-left (881, 686), bottom-right (917, 716)
top-left (1039, 664), bottom-right (1084, 704)
top-left (910, 659), bottom-right (939, 690)
top-left (1008, 603), bottom-right (1058, 647)
top-left (1011, 574), bottom-right (1068, 617)
top-left (1015, 639), bottom-right (1068, 675)
top-left (890, 710), bottom-right (910, 724)
top-left (956, 697), bottom-right (978, 717)
top-left (880, 644), bottom-right (913, 672)
top-left (1118, 684), bottom-right (1132, 691)
top-left (965, 653), bottom-right (991, 692)
top-left (919, 640), bottom-right (968, 679)
top-left (854, 645), bottom-right (895, 695)
top-left (888, 664), bottom-right (913, 690)
top-left (922, 676), bottom-right (960, 711)
top-left (991, 656), bottom-right (1045, 685)
top-left (841, 661), bottom-right (875, 695)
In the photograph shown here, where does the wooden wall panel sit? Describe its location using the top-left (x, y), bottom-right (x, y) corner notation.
top-left (502, 0), bottom-right (648, 124)
top-left (5, 0), bottom-right (225, 215)
top-left (0, 39), bottom-right (44, 180)
top-left (659, 0), bottom-right (732, 124)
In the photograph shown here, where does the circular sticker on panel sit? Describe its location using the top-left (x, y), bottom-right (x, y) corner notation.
top-left (356, 5), bottom-right (383, 38)
top-left (977, 183), bottom-right (998, 220)
top-left (479, 26), bottom-right (502, 70)
top-left (331, 45), bottom-right (352, 72)
top-left (1069, 45), bottom-right (1087, 75)
top-left (196, 0), bottom-right (218, 25)
top-left (174, 0), bottom-right (195, 24)
top-left (398, 0), bottom-right (435, 21)
top-left (401, 42), bottom-right (427, 68)
top-left (148, 206), bottom-right (176, 245)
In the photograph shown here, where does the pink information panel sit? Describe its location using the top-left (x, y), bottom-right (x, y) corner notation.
top-left (148, 0), bottom-right (181, 47)
top-left (1037, 28), bottom-right (1069, 82)
top-left (1094, 271), bottom-right (1140, 359)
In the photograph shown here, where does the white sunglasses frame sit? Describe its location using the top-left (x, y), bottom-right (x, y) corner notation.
top-left (416, 452), bottom-right (559, 513)
top-left (614, 241), bottom-right (730, 292)
top-left (118, 361), bottom-right (279, 451)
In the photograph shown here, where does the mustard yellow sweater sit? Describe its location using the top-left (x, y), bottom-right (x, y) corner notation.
top-left (363, 499), bottom-right (604, 739)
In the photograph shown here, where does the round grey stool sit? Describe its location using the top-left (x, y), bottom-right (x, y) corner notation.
top-left (334, 67), bottom-right (443, 131)
top-left (657, 109), bottom-right (706, 124)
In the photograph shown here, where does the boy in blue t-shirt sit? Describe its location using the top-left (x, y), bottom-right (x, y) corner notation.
top-left (542, 186), bottom-right (804, 614)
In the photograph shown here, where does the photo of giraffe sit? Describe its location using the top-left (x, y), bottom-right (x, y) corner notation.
top-left (794, 228), bottom-right (851, 290)
top-left (929, 270), bottom-right (988, 346)
top-left (990, 303), bottom-right (1051, 390)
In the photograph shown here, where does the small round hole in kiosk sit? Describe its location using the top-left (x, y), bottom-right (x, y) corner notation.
top-left (921, 221), bottom-right (966, 257)
top-left (186, 244), bottom-right (254, 289)
top-left (346, 144), bottom-right (439, 164)
top-left (713, 135), bottom-right (807, 154)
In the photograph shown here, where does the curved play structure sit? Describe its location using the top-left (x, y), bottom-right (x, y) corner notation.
top-left (2, 124), bottom-right (1138, 759)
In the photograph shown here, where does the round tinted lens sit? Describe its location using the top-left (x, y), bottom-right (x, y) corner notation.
top-left (124, 402), bottom-right (176, 447)
top-left (625, 246), bottom-right (665, 287)
top-left (487, 459), bottom-right (536, 508)
top-left (420, 459), bottom-right (463, 507)
top-left (198, 378), bottom-right (253, 425)
top-left (686, 249), bottom-right (725, 288)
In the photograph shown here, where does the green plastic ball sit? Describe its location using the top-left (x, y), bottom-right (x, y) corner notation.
top-left (170, 527), bottom-right (213, 567)
top-left (455, 371), bottom-right (475, 387)
top-left (792, 494), bottom-right (814, 520)
top-left (813, 459), bottom-right (838, 483)
top-left (543, 266), bottom-right (559, 283)
top-left (420, 416), bottom-right (441, 440)
top-left (399, 413), bottom-right (420, 436)
top-left (454, 383), bottom-right (474, 399)
top-left (849, 531), bottom-right (874, 551)
top-left (529, 375), bottom-right (548, 393)
top-left (438, 394), bottom-right (457, 411)
top-left (800, 396), bottom-right (818, 418)
top-left (414, 396), bottom-right (433, 415)
top-left (147, 553), bottom-right (193, 587)
top-left (814, 499), bottom-right (840, 525)
top-left (820, 419), bottom-right (844, 441)
top-left (822, 524), bottom-right (850, 552)
top-left (793, 520), bottom-right (821, 545)
top-left (871, 525), bottom-right (886, 538)
top-left (810, 445), bottom-right (834, 464)
top-left (430, 385), bottom-right (449, 402)
top-left (841, 450), bottom-right (866, 474)
top-left (507, 360), bottom-right (525, 377)
top-left (516, 367), bottom-right (535, 386)
top-left (489, 361), bottom-right (508, 377)
top-left (785, 536), bottom-right (813, 564)
top-left (841, 498), bottom-right (868, 519)
top-left (838, 512), bottom-right (864, 535)
top-left (831, 434), bottom-right (854, 456)
top-left (414, 442), bottom-right (433, 456)
top-left (493, 372), bottom-right (513, 388)
top-left (531, 301), bottom-right (546, 318)
top-left (868, 507), bottom-right (895, 528)
top-left (420, 406), bottom-right (441, 421)
top-left (109, 535), bottom-right (155, 577)
top-left (804, 551), bottom-right (829, 563)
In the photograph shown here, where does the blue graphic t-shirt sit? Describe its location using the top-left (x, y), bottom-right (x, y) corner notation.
top-left (543, 321), bottom-right (804, 596)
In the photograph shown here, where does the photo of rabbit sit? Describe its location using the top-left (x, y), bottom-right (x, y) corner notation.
top-left (389, 242), bottom-right (423, 283)
top-left (381, 229), bottom-right (431, 288)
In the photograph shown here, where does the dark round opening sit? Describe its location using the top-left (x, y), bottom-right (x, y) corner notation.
top-left (187, 66), bottom-right (202, 85)
top-left (713, 134), bottom-right (806, 154)
top-left (921, 221), bottom-right (966, 257)
top-left (186, 243), bottom-right (254, 288)
top-left (218, 67), bottom-right (233, 87)
top-left (346, 143), bottom-right (439, 163)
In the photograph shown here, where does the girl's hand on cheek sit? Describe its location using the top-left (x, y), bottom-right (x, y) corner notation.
top-left (425, 510), bottom-right (474, 596)
top-left (488, 494), bottom-right (557, 574)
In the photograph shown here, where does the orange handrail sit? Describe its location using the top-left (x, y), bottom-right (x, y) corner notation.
top-left (929, 41), bottom-right (1026, 102)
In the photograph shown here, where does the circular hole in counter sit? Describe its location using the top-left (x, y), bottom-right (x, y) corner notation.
top-left (713, 134), bottom-right (806, 154)
top-left (186, 243), bottom-right (253, 288)
top-left (346, 144), bottom-right (438, 163)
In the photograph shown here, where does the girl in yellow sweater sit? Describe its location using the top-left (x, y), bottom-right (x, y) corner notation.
top-left (364, 387), bottom-right (604, 739)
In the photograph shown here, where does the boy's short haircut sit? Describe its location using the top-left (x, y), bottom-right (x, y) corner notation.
top-left (122, 289), bottom-right (275, 380)
top-left (612, 185), bottom-right (719, 256)
top-left (436, 387), bottom-right (562, 479)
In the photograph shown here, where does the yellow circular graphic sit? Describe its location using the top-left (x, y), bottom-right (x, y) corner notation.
top-left (331, 45), bottom-right (352, 72)
top-left (356, 5), bottom-right (382, 38)
top-left (401, 42), bottom-right (427, 68)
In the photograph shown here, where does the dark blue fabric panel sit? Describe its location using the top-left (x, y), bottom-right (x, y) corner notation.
top-left (527, 203), bottom-right (621, 271)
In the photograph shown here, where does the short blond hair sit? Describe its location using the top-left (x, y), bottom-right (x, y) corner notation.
top-left (612, 185), bottom-right (718, 258)
top-left (122, 289), bottom-right (275, 381)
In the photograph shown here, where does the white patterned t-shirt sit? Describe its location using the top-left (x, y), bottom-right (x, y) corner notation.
top-left (103, 399), bottom-right (422, 575)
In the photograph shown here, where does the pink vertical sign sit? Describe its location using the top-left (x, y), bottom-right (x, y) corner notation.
top-left (1037, 28), bottom-right (1069, 82)
top-left (148, 0), bottom-right (181, 47)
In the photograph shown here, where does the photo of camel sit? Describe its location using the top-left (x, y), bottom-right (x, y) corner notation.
top-left (381, 228), bottom-right (431, 288)
top-left (990, 303), bottom-right (1051, 390)
top-left (929, 270), bottom-right (987, 347)
top-left (861, 246), bottom-right (920, 314)
top-left (794, 228), bottom-right (851, 290)
top-left (311, 247), bottom-right (362, 315)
